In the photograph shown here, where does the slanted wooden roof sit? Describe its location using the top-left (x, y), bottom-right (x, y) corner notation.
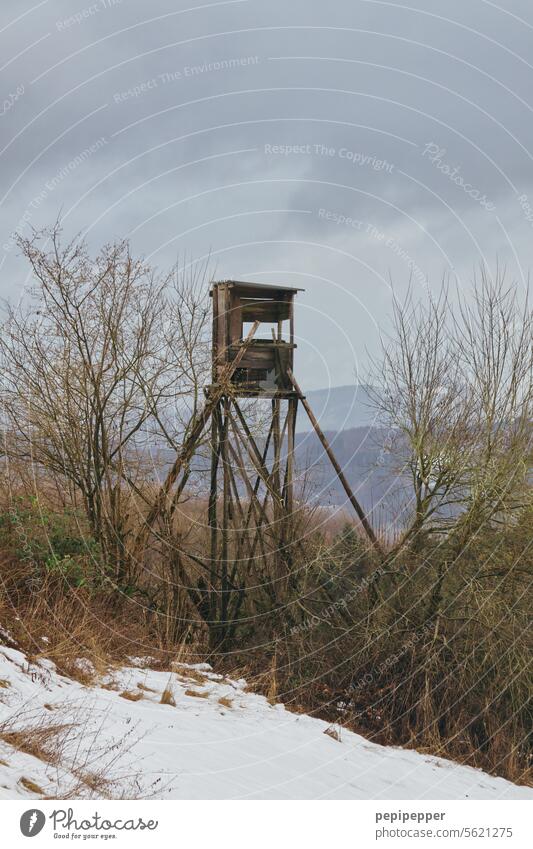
top-left (210, 280), bottom-right (304, 298)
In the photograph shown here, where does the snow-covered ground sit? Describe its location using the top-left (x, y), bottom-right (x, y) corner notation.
top-left (0, 643), bottom-right (531, 801)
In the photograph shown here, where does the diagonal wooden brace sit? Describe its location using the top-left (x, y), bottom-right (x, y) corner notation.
top-left (136, 321), bottom-right (260, 548)
top-left (286, 368), bottom-right (382, 555)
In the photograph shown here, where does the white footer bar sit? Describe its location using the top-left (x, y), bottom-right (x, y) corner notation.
top-left (2, 799), bottom-right (531, 848)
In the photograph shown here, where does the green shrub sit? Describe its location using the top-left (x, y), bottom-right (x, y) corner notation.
top-left (0, 497), bottom-right (101, 589)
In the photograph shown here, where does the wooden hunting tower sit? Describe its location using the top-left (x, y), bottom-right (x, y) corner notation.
top-left (207, 281), bottom-right (302, 582)
top-left (139, 279), bottom-right (380, 648)
top-left (205, 280), bottom-right (379, 583)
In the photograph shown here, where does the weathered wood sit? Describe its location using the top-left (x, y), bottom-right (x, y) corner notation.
top-left (135, 321), bottom-right (260, 547)
top-left (216, 285), bottom-right (228, 367)
top-left (226, 430), bottom-right (270, 566)
top-left (271, 399), bottom-right (281, 521)
top-left (289, 294), bottom-right (294, 352)
top-left (229, 295), bottom-right (242, 345)
top-left (231, 401), bottom-right (285, 508)
top-left (220, 396), bottom-right (230, 626)
top-left (208, 404), bottom-right (221, 618)
top-left (230, 399), bottom-right (292, 566)
top-left (228, 350), bottom-right (276, 369)
top-left (212, 281), bottom-right (220, 380)
top-left (168, 465), bottom-right (192, 517)
top-left (242, 415), bottom-right (275, 533)
top-left (231, 281), bottom-right (301, 298)
top-left (241, 300), bottom-right (290, 322)
top-left (226, 436), bottom-right (269, 529)
top-left (285, 396), bottom-right (297, 513)
top-left (223, 388), bottom-right (298, 400)
top-left (286, 368), bottom-right (382, 554)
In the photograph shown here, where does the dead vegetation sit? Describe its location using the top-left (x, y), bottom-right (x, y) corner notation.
top-left (19, 776), bottom-right (44, 795)
top-left (0, 703), bottom-right (153, 799)
top-left (119, 691), bottom-right (144, 702)
top-left (0, 722), bottom-right (72, 765)
top-left (173, 667), bottom-right (208, 685)
top-left (160, 687), bottom-right (176, 706)
top-left (0, 234), bottom-right (530, 790)
top-left (324, 726), bottom-right (341, 742)
top-left (137, 682), bottom-right (156, 693)
top-left (184, 689), bottom-right (209, 699)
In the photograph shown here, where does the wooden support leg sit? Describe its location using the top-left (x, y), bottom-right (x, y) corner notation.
top-left (286, 396), bottom-right (297, 515)
top-left (272, 398), bottom-right (281, 521)
top-left (243, 415), bottom-right (275, 533)
top-left (208, 404), bottom-right (221, 619)
top-left (220, 397), bottom-right (231, 634)
top-left (230, 402), bottom-right (285, 510)
top-left (135, 320), bottom-right (260, 551)
top-left (226, 417), bottom-right (270, 567)
top-left (286, 369), bottom-right (382, 555)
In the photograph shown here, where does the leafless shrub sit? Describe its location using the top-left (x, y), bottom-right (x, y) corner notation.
top-left (368, 271), bottom-right (532, 548)
top-left (0, 224), bottom-right (211, 590)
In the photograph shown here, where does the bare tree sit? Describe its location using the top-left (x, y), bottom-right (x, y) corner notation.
top-left (0, 225), bottom-right (211, 588)
top-left (453, 268), bottom-right (532, 535)
top-left (368, 271), bottom-right (532, 549)
top-left (368, 285), bottom-right (473, 548)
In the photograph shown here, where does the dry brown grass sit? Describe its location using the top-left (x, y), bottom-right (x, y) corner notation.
top-left (0, 723), bottom-right (71, 764)
top-left (2, 468), bottom-right (531, 789)
top-left (119, 690), bottom-right (143, 702)
top-left (0, 562), bottom-right (151, 679)
top-left (324, 726), bottom-right (341, 742)
top-left (184, 688), bottom-right (209, 699)
top-left (19, 776), bottom-right (45, 795)
top-left (0, 703), bottom-right (154, 799)
top-left (0, 503), bottom-right (199, 685)
top-left (172, 665), bottom-right (208, 685)
top-left (218, 696), bottom-right (233, 708)
top-left (160, 687), bottom-right (176, 706)
top-left (137, 682), bottom-right (156, 692)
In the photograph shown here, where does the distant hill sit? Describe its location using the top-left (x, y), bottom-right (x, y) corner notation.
top-left (292, 386), bottom-right (403, 522)
top-left (295, 385), bottom-right (379, 433)
top-left (294, 426), bottom-right (402, 523)
top-left (156, 424), bottom-right (402, 524)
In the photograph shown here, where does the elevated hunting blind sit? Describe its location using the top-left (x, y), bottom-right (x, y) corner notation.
top-left (207, 279), bottom-right (379, 571)
top-left (210, 280), bottom-right (301, 396)
top-left (138, 279), bottom-right (380, 647)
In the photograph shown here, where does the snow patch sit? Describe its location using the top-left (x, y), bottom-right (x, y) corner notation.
top-left (0, 643), bottom-right (531, 800)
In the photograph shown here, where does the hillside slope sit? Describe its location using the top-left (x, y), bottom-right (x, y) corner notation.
top-left (0, 644), bottom-right (530, 801)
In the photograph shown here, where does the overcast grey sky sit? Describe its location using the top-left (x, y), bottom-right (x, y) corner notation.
top-left (1, 0), bottom-right (532, 389)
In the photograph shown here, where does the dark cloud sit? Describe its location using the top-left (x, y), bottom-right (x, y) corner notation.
top-left (1, 0), bottom-right (532, 386)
